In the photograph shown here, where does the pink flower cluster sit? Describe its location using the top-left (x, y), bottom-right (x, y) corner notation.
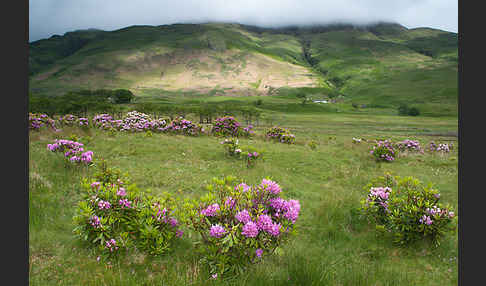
top-left (47, 139), bottom-right (94, 164)
top-left (201, 203), bottom-right (220, 217)
top-left (366, 187), bottom-right (392, 211)
top-left (105, 239), bottom-right (118, 252)
top-left (212, 116), bottom-right (242, 137)
top-left (396, 139), bottom-right (423, 153)
top-left (209, 224), bottom-right (226, 238)
top-left (266, 126), bottom-right (295, 144)
top-left (429, 141), bottom-right (453, 153)
top-left (98, 200), bottom-right (111, 210)
top-left (29, 113), bottom-right (58, 131)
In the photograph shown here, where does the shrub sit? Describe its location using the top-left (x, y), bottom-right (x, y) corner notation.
top-left (370, 140), bottom-right (396, 162)
top-left (184, 176), bottom-right (300, 277)
top-left (408, 107), bottom-right (420, 116)
top-left (395, 139), bottom-right (424, 154)
top-left (212, 116), bottom-right (242, 137)
top-left (307, 140), bottom-right (318, 150)
top-left (429, 141), bottom-right (453, 153)
top-left (360, 173), bottom-right (457, 246)
top-left (72, 164), bottom-right (183, 259)
top-left (29, 113), bottom-right (58, 131)
top-left (163, 117), bottom-right (204, 136)
top-left (266, 126), bottom-right (295, 144)
top-left (47, 139), bottom-right (94, 165)
top-left (221, 138), bottom-right (242, 157)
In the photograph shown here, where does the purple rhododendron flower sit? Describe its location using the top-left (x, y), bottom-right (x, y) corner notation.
top-left (256, 248), bottom-right (263, 258)
top-left (201, 203), bottom-right (220, 217)
top-left (209, 225), bottom-right (226, 238)
top-left (235, 209), bottom-right (251, 224)
top-left (260, 179), bottom-right (281, 195)
top-left (241, 221), bottom-right (259, 238)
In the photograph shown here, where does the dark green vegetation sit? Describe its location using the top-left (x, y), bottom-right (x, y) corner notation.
top-left (29, 22), bottom-right (457, 117)
top-left (29, 112), bottom-right (458, 285)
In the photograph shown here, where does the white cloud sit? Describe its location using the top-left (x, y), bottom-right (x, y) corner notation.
top-left (29, 0), bottom-right (458, 42)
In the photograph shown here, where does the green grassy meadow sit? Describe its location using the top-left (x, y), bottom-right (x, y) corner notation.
top-left (29, 106), bottom-right (458, 285)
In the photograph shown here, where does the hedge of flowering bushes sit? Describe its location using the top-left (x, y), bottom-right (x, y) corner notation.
top-left (266, 126), bottom-right (295, 144)
top-left (29, 113), bottom-right (58, 131)
top-left (72, 162), bottom-right (183, 259)
top-left (183, 176), bottom-right (300, 276)
top-left (162, 117), bottom-right (204, 136)
top-left (212, 116), bottom-right (253, 138)
top-left (47, 139), bottom-right (94, 165)
top-left (360, 173), bottom-right (457, 246)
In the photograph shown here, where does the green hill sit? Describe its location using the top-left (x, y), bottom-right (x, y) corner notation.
top-left (29, 22), bottom-right (457, 116)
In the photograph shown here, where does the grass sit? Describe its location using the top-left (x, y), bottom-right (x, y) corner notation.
top-left (29, 110), bottom-right (458, 285)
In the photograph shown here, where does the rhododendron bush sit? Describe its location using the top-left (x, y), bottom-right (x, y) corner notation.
top-left (360, 173), bottom-right (457, 246)
top-left (184, 176), bottom-right (300, 276)
top-left (47, 139), bottom-right (94, 165)
top-left (72, 163), bottom-right (183, 259)
top-left (266, 126), bottom-right (295, 144)
top-left (212, 116), bottom-right (253, 138)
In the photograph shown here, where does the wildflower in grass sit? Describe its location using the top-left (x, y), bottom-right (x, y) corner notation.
top-left (241, 221), bottom-right (259, 238)
top-left (209, 225), bottom-right (226, 238)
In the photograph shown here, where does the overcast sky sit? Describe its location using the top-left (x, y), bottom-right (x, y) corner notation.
top-left (29, 0), bottom-right (458, 42)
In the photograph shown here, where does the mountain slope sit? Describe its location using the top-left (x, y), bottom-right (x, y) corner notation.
top-left (28, 22), bottom-right (457, 116)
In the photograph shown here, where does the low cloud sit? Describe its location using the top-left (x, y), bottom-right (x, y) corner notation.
top-left (29, 0), bottom-right (457, 42)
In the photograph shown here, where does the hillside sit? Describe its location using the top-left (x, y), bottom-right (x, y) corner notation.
top-left (28, 22), bottom-right (458, 116)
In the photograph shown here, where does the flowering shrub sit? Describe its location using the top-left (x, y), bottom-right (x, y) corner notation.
top-left (370, 140), bottom-right (396, 162)
top-left (47, 139), bottom-right (94, 165)
top-left (307, 140), bottom-right (318, 150)
top-left (266, 126), bottom-right (295, 144)
top-left (246, 151), bottom-right (260, 168)
top-left (212, 116), bottom-right (242, 137)
top-left (241, 125), bottom-right (255, 138)
top-left (360, 173), bottom-right (457, 246)
top-left (92, 114), bottom-right (115, 130)
top-left (119, 111), bottom-right (167, 133)
top-left (29, 113), bottom-right (58, 131)
top-left (58, 114), bottom-right (78, 126)
top-left (163, 117), bottom-right (204, 136)
top-left (73, 164), bottom-right (183, 259)
top-left (221, 138), bottom-right (242, 157)
top-left (220, 139), bottom-right (263, 168)
top-left (429, 141), bottom-right (453, 153)
top-left (184, 176), bottom-right (300, 276)
top-left (395, 139), bottom-right (424, 154)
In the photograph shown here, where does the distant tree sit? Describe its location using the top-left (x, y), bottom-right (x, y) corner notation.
top-left (398, 104), bottom-right (409, 116)
top-left (408, 107), bottom-right (420, 116)
top-left (296, 93), bottom-right (309, 105)
top-left (112, 89), bottom-right (134, 104)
